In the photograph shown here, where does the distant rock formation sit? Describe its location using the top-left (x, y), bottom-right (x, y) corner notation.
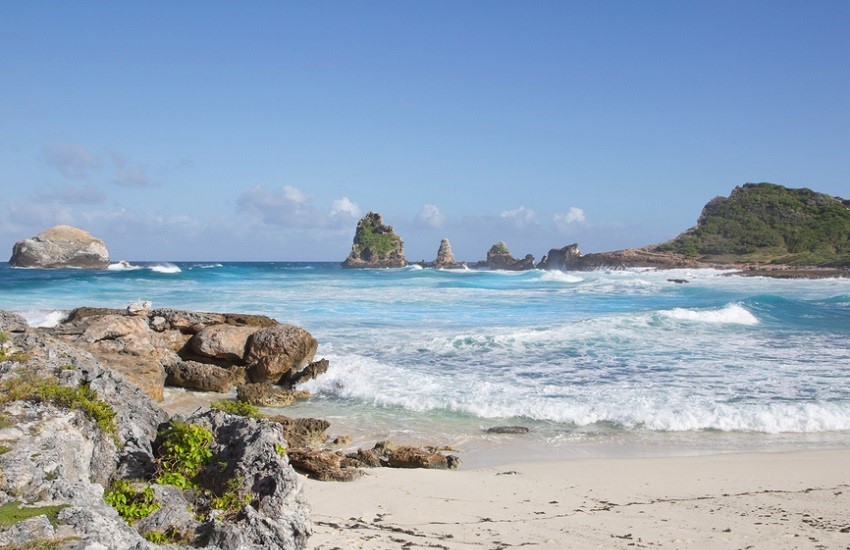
top-left (432, 238), bottom-right (466, 269)
top-left (9, 225), bottom-right (109, 269)
top-left (342, 212), bottom-right (408, 268)
top-left (478, 242), bottom-right (535, 271)
top-left (537, 244), bottom-right (582, 270)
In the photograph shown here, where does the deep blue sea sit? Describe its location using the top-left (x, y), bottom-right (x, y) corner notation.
top-left (3, 261), bottom-right (850, 463)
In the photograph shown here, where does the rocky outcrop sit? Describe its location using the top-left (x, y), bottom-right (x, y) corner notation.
top-left (0, 330), bottom-right (312, 549)
top-left (555, 246), bottom-right (704, 271)
top-left (479, 242), bottom-right (535, 271)
top-left (267, 416), bottom-right (331, 449)
top-left (432, 238), bottom-right (466, 269)
top-left (342, 212), bottom-right (408, 268)
top-left (38, 305), bottom-right (324, 401)
top-left (9, 225), bottom-right (110, 269)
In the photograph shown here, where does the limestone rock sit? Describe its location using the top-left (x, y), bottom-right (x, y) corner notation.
top-left (236, 383), bottom-right (311, 407)
top-left (0, 309), bottom-right (28, 333)
top-left (188, 324), bottom-right (258, 361)
top-left (183, 409), bottom-right (312, 548)
top-left (245, 325), bottom-right (318, 383)
top-left (483, 242), bottom-right (535, 271)
top-left (342, 212), bottom-right (408, 268)
top-left (9, 225), bottom-right (109, 269)
top-left (384, 445), bottom-right (461, 469)
top-left (432, 238), bottom-right (466, 269)
top-left (165, 360), bottom-right (236, 392)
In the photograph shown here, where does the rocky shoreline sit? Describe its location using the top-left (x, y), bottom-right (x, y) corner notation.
top-left (0, 306), bottom-right (461, 549)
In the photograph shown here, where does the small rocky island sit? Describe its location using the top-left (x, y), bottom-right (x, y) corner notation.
top-left (9, 225), bottom-right (110, 269)
top-left (342, 212), bottom-right (408, 268)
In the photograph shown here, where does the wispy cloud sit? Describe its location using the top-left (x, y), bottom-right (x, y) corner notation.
top-left (500, 205), bottom-right (537, 229)
top-left (416, 203), bottom-right (445, 229)
top-left (44, 143), bottom-right (102, 179)
top-left (553, 206), bottom-right (586, 231)
top-left (31, 183), bottom-right (106, 205)
top-left (109, 152), bottom-right (157, 187)
top-left (237, 184), bottom-right (318, 227)
top-left (330, 197), bottom-right (361, 219)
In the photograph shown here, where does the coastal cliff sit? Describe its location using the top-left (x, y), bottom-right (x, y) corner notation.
top-left (342, 212), bottom-right (408, 268)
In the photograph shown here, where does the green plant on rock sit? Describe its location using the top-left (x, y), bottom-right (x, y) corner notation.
top-left (0, 374), bottom-right (116, 437)
top-left (211, 399), bottom-right (263, 419)
top-left (210, 477), bottom-right (251, 517)
top-left (274, 443), bottom-right (286, 457)
top-left (156, 421), bottom-right (214, 482)
top-left (104, 480), bottom-right (159, 524)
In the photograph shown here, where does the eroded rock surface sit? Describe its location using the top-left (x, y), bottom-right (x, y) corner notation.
top-left (9, 225), bottom-right (110, 269)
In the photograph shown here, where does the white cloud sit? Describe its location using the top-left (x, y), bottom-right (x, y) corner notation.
top-left (500, 206), bottom-right (537, 229)
top-left (236, 184), bottom-right (321, 228)
top-left (44, 143), bottom-right (102, 179)
top-left (553, 207), bottom-right (586, 231)
top-left (330, 197), bottom-right (360, 219)
top-left (417, 204), bottom-right (445, 229)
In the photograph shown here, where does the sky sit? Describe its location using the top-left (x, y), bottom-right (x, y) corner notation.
top-left (1, 1), bottom-right (848, 262)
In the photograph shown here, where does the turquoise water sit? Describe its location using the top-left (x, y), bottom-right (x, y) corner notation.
top-left (2, 261), bottom-right (850, 462)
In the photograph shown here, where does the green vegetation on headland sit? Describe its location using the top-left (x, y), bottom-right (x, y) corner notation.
top-left (656, 183), bottom-right (850, 266)
top-left (352, 218), bottom-right (402, 256)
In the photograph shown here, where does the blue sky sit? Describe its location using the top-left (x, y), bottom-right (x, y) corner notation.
top-left (1, 1), bottom-right (848, 262)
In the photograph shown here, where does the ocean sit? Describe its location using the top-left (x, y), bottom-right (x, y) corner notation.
top-left (2, 261), bottom-right (849, 466)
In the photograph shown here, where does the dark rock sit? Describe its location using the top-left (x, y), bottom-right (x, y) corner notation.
top-left (267, 416), bottom-right (331, 449)
top-left (165, 360), bottom-right (236, 392)
top-left (343, 448), bottom-right (382, 468)
top-left (536, 244), bottom-right (582, 270)
top-left (384, 445), bottom-right (460, 470)
top-left (222, 313), bottom-right (279, 328)
top-left (281, 358), bottom-right (330, 387)
top-left (9, 225), bottom-right (110, 269)
top-left (486, 426), bottom-right (530, 434)
top-left (342, 211), bottom-right (408, 268)
top-left (245, 325), bottom-right (318, 383)
top-left (236, 383), bottom-right (311, 407)
top-left (667, 278), bottom-right (689, 284)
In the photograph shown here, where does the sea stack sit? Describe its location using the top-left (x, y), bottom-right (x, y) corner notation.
top-left (9, 225), bottom-right (110, 269)
top-left (483, 242), bottom-right (535, 271)
top-left (342, 212), bottom-right (408, 268)
top-left (433, 238), bottom-right (465, 269)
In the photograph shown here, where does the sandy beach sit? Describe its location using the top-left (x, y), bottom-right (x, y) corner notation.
top-left (305, 449), bottom-right (850, 549)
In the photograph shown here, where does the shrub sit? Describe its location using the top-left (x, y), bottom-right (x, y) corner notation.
top-left (211, 399), bottom-right (263, 419)
top-left (104, 480), bottom-right (159, 524)
top-left (156, 421), bottom-right (213, 481)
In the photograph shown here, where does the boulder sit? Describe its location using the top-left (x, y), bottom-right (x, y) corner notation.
top-left (245, 325), bottom-right (318, 383)
top-left (165, 360), bottom-right (236, 392)
top-left (484, 242), bottom-right (535, 271)
top-left (9, 225), bottom-right (109, 269)
top-left (267, 416), bottom-right (331, 449)
top-left (236, 384), bottom-right (311, 407)
top-left (188, 324), bottom-right (258, 361)
top-left (287, 449), bottom-right (363, 482)
top-left (0, 310), bottom-right (28, 333)
top-left (384, 445), bottom-right (461, 469)
top-left (342, 212), bottom-right (408, 268)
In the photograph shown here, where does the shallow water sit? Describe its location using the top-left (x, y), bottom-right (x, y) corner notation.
top-left (3, 262), bottom-right (849, 464)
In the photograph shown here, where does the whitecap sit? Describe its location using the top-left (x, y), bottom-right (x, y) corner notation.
top-left (538, 271), bottom-right (583, 284)
top-left (107, 261), bottom-right (142, 271)
top-left (659, 303), bottom-right (759, 326)
top-left (148, 263), bottom-right (182, 274)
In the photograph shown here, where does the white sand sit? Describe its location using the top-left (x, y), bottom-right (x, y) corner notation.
top-left (305, 449), bottom-right (850, 549)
